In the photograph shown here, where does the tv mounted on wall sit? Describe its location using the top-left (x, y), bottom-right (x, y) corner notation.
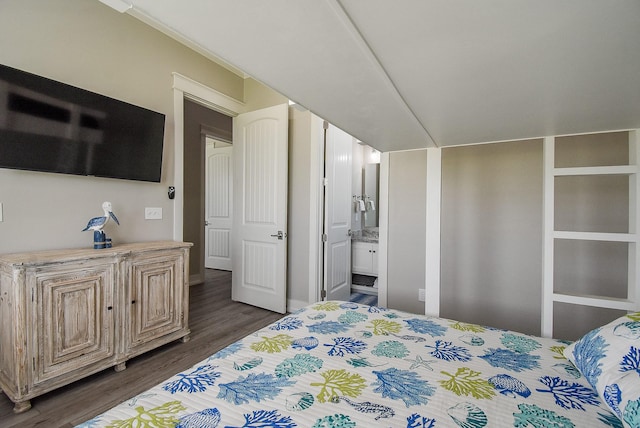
top-left (0, 64), bottom-right (165, 182)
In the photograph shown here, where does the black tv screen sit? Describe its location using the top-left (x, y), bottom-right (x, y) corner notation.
top-left (0, 64), bottom-right (165, 182)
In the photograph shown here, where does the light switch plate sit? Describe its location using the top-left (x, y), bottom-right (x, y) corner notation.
top-left (145, 207), bottom-right (162, 220)
top-left (418, 288), bottom-right (425, 302)
top-left (0, 202), bottom-right (3, 222)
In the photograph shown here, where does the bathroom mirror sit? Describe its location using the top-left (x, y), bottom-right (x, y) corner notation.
top-left (363, 163), bottom-right (379, 227)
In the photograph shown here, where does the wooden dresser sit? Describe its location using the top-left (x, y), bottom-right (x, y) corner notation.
top-left (0, 241), bottom-right (192, 413)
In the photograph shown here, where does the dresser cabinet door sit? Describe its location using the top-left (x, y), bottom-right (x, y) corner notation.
top-left (34, 263), bottom-right (116, 385)
top-left (128, 250), bottom-right (185, 348)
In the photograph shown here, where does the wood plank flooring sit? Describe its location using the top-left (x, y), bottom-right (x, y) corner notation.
top-left (0, 269), bottom-right (285, 428)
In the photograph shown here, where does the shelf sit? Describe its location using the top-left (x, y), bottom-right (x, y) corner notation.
top-left (554, 165), bottom-right (637, 176)
top-left (553, 231), bottom-right (637, 243)
top-left (553, 292), bottom-right (637, 311)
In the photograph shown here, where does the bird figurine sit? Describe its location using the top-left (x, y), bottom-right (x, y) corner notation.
top-left (82, 201), bottom-right (120, 232)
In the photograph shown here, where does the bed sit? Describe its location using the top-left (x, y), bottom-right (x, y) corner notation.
top-left (78, 301), bottom-right (638, 428)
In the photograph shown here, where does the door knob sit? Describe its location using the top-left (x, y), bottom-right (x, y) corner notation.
top-left (270, 231), bottom-right (285, 240)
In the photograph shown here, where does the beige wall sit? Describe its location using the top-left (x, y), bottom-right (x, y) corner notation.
top-left (287, 108), bottom-right (315, 304)
top-left (0, 0), bottom-right (244, 254)
top-left (387, 150), bottom-right (427, 314)
top-left (243, 78), bottom-right (288, 113)
top-left (441, 139), bottom-right (543, 335)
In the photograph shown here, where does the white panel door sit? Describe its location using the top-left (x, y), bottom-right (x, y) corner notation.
top-left (232, 104), bottom-right (288, 313)
top-left (324, 124), bottom-right (352, 301)
top-left (205, 142), bottom-right (233, 270)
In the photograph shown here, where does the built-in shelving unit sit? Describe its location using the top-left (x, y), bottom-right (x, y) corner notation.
top-left (542, 131), bottom-right (640, 338)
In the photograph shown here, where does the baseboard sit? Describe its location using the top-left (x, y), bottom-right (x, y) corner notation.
top-left (189, 273), bottom-right (204, 286)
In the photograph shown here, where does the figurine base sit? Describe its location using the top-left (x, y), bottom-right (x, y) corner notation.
top-left (93, 231), bottom-right (105, 249)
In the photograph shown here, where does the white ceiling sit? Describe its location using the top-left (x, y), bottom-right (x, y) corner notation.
top-left (104, 0), bottom-right (640, 152)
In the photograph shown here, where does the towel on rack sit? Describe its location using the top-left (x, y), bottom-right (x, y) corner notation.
top-left (358, 199), bottom-right (366, 212)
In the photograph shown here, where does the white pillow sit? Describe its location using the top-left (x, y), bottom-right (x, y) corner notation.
top-left (563, 312), bottom-right (640, 428)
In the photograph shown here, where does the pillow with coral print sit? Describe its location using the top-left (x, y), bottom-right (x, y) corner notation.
top-left (563, 312), bottom-right (640, 428)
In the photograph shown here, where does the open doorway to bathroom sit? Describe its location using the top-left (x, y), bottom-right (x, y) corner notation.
top-left (349, 145), bottom-right (380, 306)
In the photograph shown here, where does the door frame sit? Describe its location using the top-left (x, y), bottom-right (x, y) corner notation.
top-left (308, 115), bottom-right (325, 304)
top-left (171, 73), bottom-right (245, 281)
top-left (377, 153), bottom-right (389, 308)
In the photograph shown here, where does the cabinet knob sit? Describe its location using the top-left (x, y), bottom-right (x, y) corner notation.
top-left (107, 306), bottom-right (113, 311)
top-left (131, 300), bottom-right (136, 304)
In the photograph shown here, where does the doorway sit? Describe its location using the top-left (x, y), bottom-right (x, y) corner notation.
top-left (306, 116), bottom-right (387, 309)
top-left (182, 98), bottom-right (233, 285)
top-left (174, 75), bottom-right (289, 313)
top-left (320, 122), bottom-right (380, 306)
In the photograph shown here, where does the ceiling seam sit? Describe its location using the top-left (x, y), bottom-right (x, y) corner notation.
top-left (327, 0), bottom-right (439, 148)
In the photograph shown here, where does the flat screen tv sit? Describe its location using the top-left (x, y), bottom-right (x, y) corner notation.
top-left (0, 64), bottom-right (165, 182)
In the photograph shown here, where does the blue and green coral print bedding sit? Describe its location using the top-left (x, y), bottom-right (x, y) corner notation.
top-left (78, 302), bottom-right (621, 427)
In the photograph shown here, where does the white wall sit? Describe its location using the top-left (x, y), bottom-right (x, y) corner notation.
top-left (0, 0), bottom-right (247, 254)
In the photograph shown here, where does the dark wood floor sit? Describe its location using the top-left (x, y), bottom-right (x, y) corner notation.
top-left (0, 269), bottom-right (285, 428)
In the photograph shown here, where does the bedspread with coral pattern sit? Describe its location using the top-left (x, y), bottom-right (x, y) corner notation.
top-left (78, 301), bottom-right (620, 427)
